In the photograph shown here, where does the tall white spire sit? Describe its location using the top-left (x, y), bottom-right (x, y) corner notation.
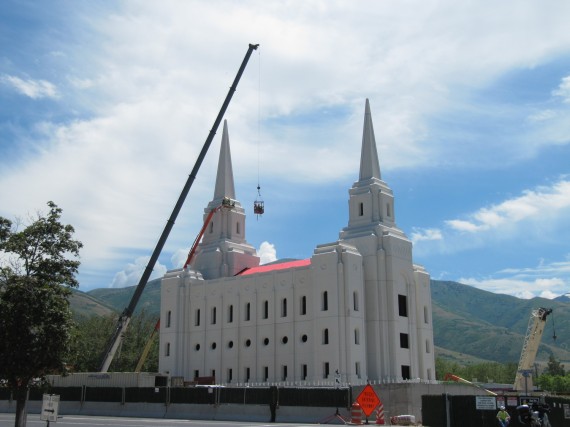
top-left (213, 120), bottom-right (236, 201)
top-left (359, 98), bottom-right (381, 182)
top-left (192, 119), bottom-right (259, 280)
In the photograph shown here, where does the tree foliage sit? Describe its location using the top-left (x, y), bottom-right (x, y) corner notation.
top-left (69, 311), bottom-right (159, 373)
top-left (543, 354), bottom-right (566, 376)
top-left (436, 357), bottom-right (518, 384)
top-left (0, 202), bottom-right (82, 427)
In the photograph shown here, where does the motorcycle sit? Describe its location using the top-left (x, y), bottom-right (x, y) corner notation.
top-left (516, 404), bottom-right (551, 427)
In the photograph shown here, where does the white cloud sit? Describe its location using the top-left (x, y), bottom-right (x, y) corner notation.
top-left (171, 249), bottom-right (189, 269)
top-left (257, 241), bottom-right (277, 265)
top-left (553, 76), bottom-right (570, 103)
top-left (411, 228), bottom-right (443, 243)
top-left (446, 180), bottom-right (570, 234)
top-left (459, 277), bottom-right (566, 300)
top-left (458, 257), bottom-right (570, 299)
top-left (110, 256), bottom-right (167, 288)
top-left (1, 75), bottom-right (58, 99)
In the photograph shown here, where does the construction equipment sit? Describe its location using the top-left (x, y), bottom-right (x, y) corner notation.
top-left (513, 307), bottom-right (553, 392)
top-left (98, 43), bottom-right (259, 372)
top-left (135, 319), bottom-right (160, 373)
top-left (183, 197), bottom-right (234, 269)
top-left (444, 373), bottom-right (497, 396)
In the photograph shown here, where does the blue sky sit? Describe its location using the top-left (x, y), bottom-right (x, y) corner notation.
top-left (1, 1), bottom-right (570, 299)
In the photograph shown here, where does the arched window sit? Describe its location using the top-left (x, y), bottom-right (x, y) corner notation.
top-left (322, 291), bottom-right (328, 311)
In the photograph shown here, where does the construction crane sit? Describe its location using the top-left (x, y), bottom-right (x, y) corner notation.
top-left (513, 307), bottom-right (553, 393)
top-left (133, 198), bottom-right (234, 371)
top-left (98, 43), bottom-right (259, 373)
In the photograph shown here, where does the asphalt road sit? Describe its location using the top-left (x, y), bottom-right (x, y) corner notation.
top-left (0, 414), bottom-right (325, 427)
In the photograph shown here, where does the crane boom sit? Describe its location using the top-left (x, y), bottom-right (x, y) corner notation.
top-left (513, 307), bottom-right (552, 392)
top-left (99, 43), bottom-right (259, 372)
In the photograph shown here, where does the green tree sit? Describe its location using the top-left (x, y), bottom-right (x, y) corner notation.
top-left (543, 354), bottom-right (565, 376)
top-left (0, 202), bottom-right (82, 427)
top-left (69, 311), bottom-right (159, 373)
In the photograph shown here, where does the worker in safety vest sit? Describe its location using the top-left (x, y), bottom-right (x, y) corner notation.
top-left (497, 406), bottom-right (511, 427)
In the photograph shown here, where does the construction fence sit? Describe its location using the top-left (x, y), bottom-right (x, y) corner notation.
top-left (422, 394), bottom-right (570, 427)
top-left (0, 385), bottom-right (351, 408)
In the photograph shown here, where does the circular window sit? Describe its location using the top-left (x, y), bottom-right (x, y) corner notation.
top-left (228, 340), bottom-right (234, 348)
top-left (195, 343), bottom-right (201, 351)
top-left (282, 336), bottom-right (289, 344)
top-left (301, 334), bottom-right (308, 343)
top-left (211, 342), bottom-right (217, 350)
top-left (263, 338), bottom-right (269, 346)
top-left (245, 339), bottom-right (251, 347)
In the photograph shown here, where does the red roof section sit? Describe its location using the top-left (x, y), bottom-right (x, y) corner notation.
top-left (237, 259), bottom-right (311, 276)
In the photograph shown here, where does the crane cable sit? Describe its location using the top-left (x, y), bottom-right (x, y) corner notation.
top-left (254, 48), bottom-right (264, 218)
top-left (257, 48), bottom-right (261, 198)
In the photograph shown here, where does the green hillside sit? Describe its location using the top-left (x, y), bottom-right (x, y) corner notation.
top-left (431, 281), bottom-right (570, 364)
top-left (87, 278), bottom-right (161, 316)
top-left (69, 289), bottom-right (117, 319)
top-left (73, 279), bottom-right (570, 366)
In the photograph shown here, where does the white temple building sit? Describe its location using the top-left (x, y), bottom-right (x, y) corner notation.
top-left (159, 99), bottom-right (436, 385)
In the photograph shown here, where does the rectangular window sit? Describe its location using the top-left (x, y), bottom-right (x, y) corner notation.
top-left (401, 365), bottom-right (411, 380)
top-left (359, 202), bottom-right (364, 216)
top-left (302, 364), bottom-right (308, 380)
top-left (424, 306), bottom-right (429, 324)
top-left (264, 366), bottom-right (269, 382)
top-left (355, 362), bottom-right (361, 379)
top-left (322, 291), bottom-right (328, 311)
top-left (353, 292), bottom-right (359, 311)
top-left (398, 294), bottom-right (408, 317)
top-left (386, 203), bottom-right (392, 218)
top-left (426, 339), bottom-right (431, 353)
top-left (300, 296), bottom-right (307, 315)
top-left (165, 342), bottom-right (170, 357)
top-left (195, 309), bottom-right (201, 326)
top-left (228, 305), bottom-right (233, 323)
top-left (281, 298), bottom-right (287, 317)
top-left (211, 369), bottom-right (216, 380)
top-left (400, 333), bottom-right (409, 349)
top-left (282, 365), bottom-right (287, 381)
top-left (263, 300), bottom-right (269, 319)
top-left (194, 370), bottom-right (199, 379)
top-left (354, 328), bottom-right (360, 345)
top-left (323, 328), bottom-right (329, 345)
top-left (245, 302), bottom-right (251, 321)
top-left (245, 367), bottom-right (251, 382)
top-left (166, 310), bottom-right (172, 328)
top-left (228, 368), bottom-right (233, 383)
top-left (323, 362), bottom-right (330, 379)
top-left (211, 307), bottom-right (217, 324)
top-left (236, 221), bottom-right (240, 234)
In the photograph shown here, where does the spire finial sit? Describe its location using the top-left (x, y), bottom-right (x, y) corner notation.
top-left (213, 120), bottom-right (236, 200)
top-left (359, 99), bottom-right (381, 181)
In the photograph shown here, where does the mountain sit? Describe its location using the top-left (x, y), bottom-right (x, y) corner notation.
top-left (431, 281), bottom-right (570, 365)
top-left (87, 278), bottom-right (161, 316)
top-left (554, 293), bottom-right (570, 303)
top-left (73, 279), bottom-right (570, 365)
top-left (69, 289), bottom-right (117, 319)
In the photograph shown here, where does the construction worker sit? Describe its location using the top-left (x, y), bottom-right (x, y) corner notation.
top-left (497, 405), bottom-right (511, 427)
